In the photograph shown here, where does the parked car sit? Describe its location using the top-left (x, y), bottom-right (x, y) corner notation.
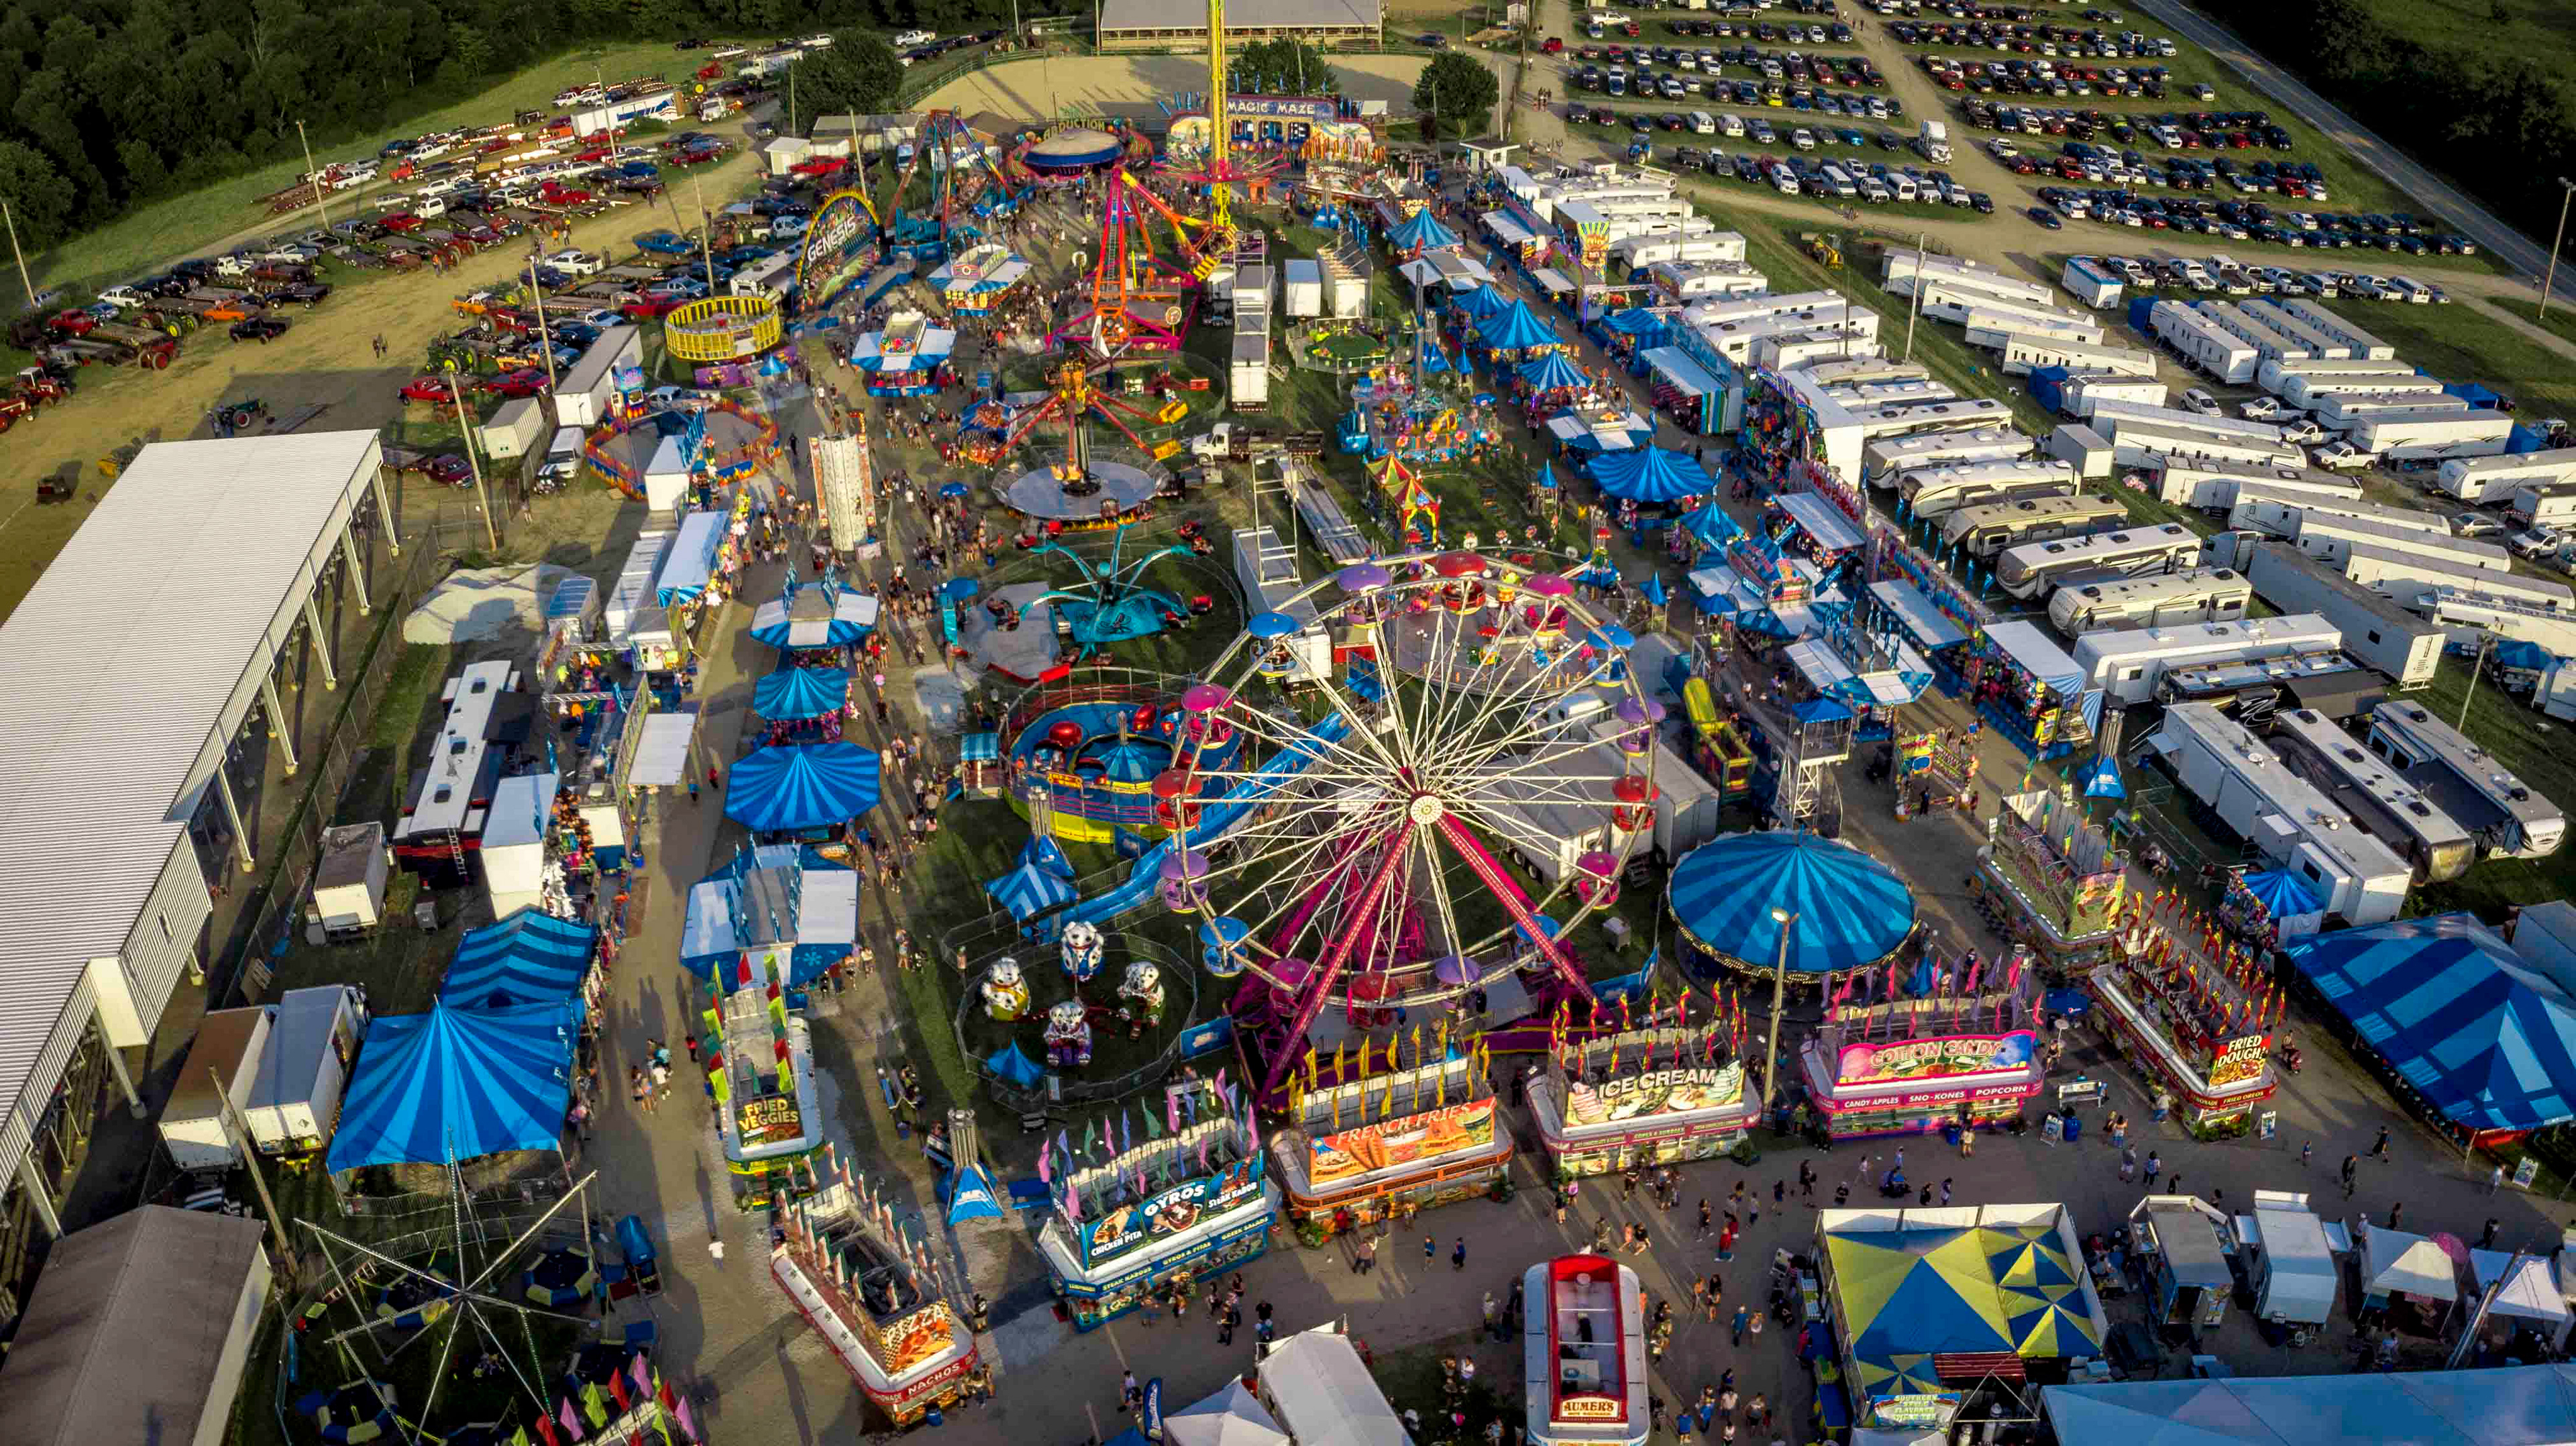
top-left (545, 249), bottom-right (606, 276)
top-left (229, 316), bottom-right (291, 342)
top-left (2450, 511), bottom-right (2506, 539)
top-left (2240, 397), bottom-right (2288, 421)
top-left (476, 366), bottom-right (549, 397)
top-left (2181, 388), bottom-right (2220, 415)
top-left (399, 376), bottom-right (453, 403)
top-left (2510, 525), bottom-right (2563, 560)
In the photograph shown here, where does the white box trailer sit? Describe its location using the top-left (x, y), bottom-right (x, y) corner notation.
top-left (243, 985), bottom-right (367, 1155)
top-left (2073, 613), bottom-right (2341, 705)
top-left (2241, 543), bottom-right (2443, 687)
top-left (2277, 374), bottom-right (2440, 412)
top-left (2114, 424), bottom-right (2305, 472)
top-left (643, 433), bottom-right (692, 512)
top-left (1282, 259), bottom-right (1323, 318)
top-left (2062, 373), bottom-right (2169, 417)
top-left (1884, 250), bottom-right (2054, 309)
top-left (2046, 423), bottom-right (2114, 480)
top-left (2435, 448), bottom-right (2576, 505)
top-left (2293, 513), bottom-right (2510, 570)
top-left (2226, 484), bottom-right (2453, 542)
top-left (553, 323), bottom-right (640, 429)
top-left (2196, 300), bottom-right (2311, 364)
top-left (2365, 699), bottom-right (2567, 860)
top-left (1229, 330), bottom-right (1271, 410)
top-left (2149, 702), bottom-right (2412, 925)
top-left (2059, 256), bottom-right (2124, 309)
top-left (2344, 543), bottom-right (2543, 609)
top-left (2245, 303), bottom-right (2358, 362)
top-left (2345, 409), bottom-right (2516, 462)
top-left (1862, 425), bottom-right (2031, 482)
top-left (2001, 335), bottom-right (2156, 377)
top-left (476, 395), bottom-right (546, 460)
top-left (2239, 1193), bottom-right (2340, 1332)
top-left (1970, 314), bottom-right (2100, 350)
top-left (160, 1006), bottom-right (273, 1171)
top-left (2148, 299), bottom-right (2259, 384)
top-left (307, 821), bottom-right (388, 939)
top-left (1927, 291), bottom-right (2102, 341)
top-left (2312, 392), bottom-right (2469, 431)
top-left (2270, 297), bottom-right (2398, 360)
top-left (2092, 398), bottom-right (2289, 448)
top-left (2508, 482), bottom-right (2576, 528)
top-left (2155, 464), bottom-right (2363, 513)
top-left (2257, 356), bottom-right (2419, 395)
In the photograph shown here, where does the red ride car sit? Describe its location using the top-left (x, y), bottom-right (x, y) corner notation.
top-left (399, 376), bottom-right (452, 403)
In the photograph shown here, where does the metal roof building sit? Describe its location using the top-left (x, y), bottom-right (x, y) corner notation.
top-left (1097, 0), bottom-right (1383, 51)
top-left (0, 430), bottom-right (390, 1253)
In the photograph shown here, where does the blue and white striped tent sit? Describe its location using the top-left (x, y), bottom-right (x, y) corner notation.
top-left (2284, 913), bottom-right (2576, 1132)
top-left (1668, 832), bottom-right (1917, 978)
top-left (752, 666), bottom-right (850, 722)
top-left (723, 741), bottom-right (881, 834)
top-left (326, 1000), bottom-right (578, 1174)
top-left (987, 860), bottom-right (1079, 923)
top-left (439, 909), bottom-right (596, 1010)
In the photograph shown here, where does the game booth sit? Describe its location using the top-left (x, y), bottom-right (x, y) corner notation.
top-left (1957, 621), bottom-right (2098, 762)
top-left (851, 311), bottom-right (957, 397)
top-left (1796, 974), bottom-right (2047, 1143)
top-left (1034, 1078), bottom-right (1279, 1329)
top-left (929, 243), bottom-right (1032, 317)
top-left (1524, 1025), bottom-right (1758, 1179)
top-left (1968, 788), bottom-right (2131, 976)
top-left (772, 1160), bottom-right (982, 1427)
top-left (1266, 1031), bottom-right (1511, 1241)
top-left (699, 945), bottom-right (827, 1211)
top-left (2086, 898), bottom-right (2281, 1134)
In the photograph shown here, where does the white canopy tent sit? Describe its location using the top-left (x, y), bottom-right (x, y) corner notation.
top-left (1169, 1380), bottom-right (1291, 1446)
top-left (2472, 1249), bottom-right (2574, 1348)
top-left (1258, 1325), bottom-right (1414, 1446)
top-left (2359, 1227), bottom-right (2459, 1302)
top-left (630, 704), bottom-right (699, 787)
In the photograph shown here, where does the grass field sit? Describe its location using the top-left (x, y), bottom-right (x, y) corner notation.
top-left (2310, 297), bottom-right (2576, 422)
top-left (21, 40), bottom-right (696, 299)
top-left (2491, 297), bottom-right (2576, 354)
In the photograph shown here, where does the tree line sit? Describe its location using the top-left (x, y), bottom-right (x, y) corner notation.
top-left (0, 0), bottom-right (1064, 264)
top-left (2218, 0), bottom-right (2575, 247)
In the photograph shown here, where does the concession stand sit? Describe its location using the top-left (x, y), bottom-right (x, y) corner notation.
top-left (773, 1164), bottom-right (981, 1427)
top-left (1796, 971), bottom-right (2045, 1142)
top-left (1968, 788), bottom-right (2131, 975)
top-left (2086, 899), bottom-right (2281, 1134)
top-left (1269, 1031), bottom-right (1511, 1241)
top-left (1525, 1025), bottom-right (1757, 1179)
top-left (1034, 1080), bottom-right (1279, 1329)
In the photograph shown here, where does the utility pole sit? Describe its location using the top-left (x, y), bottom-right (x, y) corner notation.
top-left (526, 250), bottom-right (557, 395)
top-left (2542, 178), bottom-right (2576, 321)
top-left (443, 366), bottom-right (503, 551)
top-left (692, 174), bottom-right (716, 289)
top-left (788, 62), bottom-right (797, 136)
top-left (0, 199), bottom-right (33, 307)
top-left (294, 119), bottom-right (333, 235)
top-left (210, 1067), bottom-right (296, 1288)
top-left (1902, 231), bottom-right (1926, 362)
top-left (1761, 909), bottom-right (1798, 1111)
top-left (2460, 629), bottom-right (2491, 732)
top-left (597, 64), bottom-right (621, 170)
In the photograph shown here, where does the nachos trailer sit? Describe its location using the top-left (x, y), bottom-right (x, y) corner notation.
top-left (1524, 1027), bottom-right (1756, 1178)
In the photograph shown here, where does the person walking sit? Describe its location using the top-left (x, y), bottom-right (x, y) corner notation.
top-left (1482, 1290), bottom-right (1502, 1341)
top-left (1425, 1234), bottom-right (1438, 1266)
top-left (2143, 1151), bottom-right (2161, 1190)
top-left (2386, 1201), bottom-right (2404, 1231)
top-left (1698, 1199), bottom-right (1713, 1238)
top-left (1730, 1305), bottom-right (1750, 1347)
top-left (1356, 1235), bottom-right (1378, 1274)
top-left (2341, 1153), bottom-right (2360, 1199)
top-left (2372, 1125), bottom-right (2392, 1161)
top-left (1939, 1178), bottom-right (1953, 1207)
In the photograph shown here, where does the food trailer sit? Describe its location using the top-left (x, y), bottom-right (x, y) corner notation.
top-left (1968, 788), bottom-right (2129, 974)
top-left (1269, 1031), bottom-right (1510, 1240)
top-left (1524, 1026), bottom-right (1757, 1178)
top-left (1794, 980), bottom-right (2045, 1142)
top-left (2086, 898), bottom-right (2280, 1134)
top-left (1036, 1079), bottom-right (1278, 1330)
top-left (703, 946), bottom-right (824, 1213)
top-left (772, 1167), bottom-right (981, 1427)
top-left (2235, 1189), bottom-right (2341, 1346)
top-left (2129, 1195), bottom-right (2235, 1329)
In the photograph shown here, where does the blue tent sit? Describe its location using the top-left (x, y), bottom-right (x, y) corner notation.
top-left (2495, 639), bottom-right (2556, 672)
top-left (985, 1041), bottom-right (1044, 1089)
top-left (987, 860), bottom-right (1079, 922)
top-left (1387, 209), bottom-right (1460, 252)
top-left (1668, 832), bottom-right (1917, 978)
top-left (1602, 307), bottom-right (1665, 335)
top-left (2240, 868), bottom-right (2322, 925)
top-left (439, 909), bottom-right (596, 1010)
top-left (1519, 351), bottom-right (1590, 392)
top-left (752, 666), bottom-right (850, 722)
top-left (1684, 499), bottom-right (1744, 548)
top-left (724, 741), bottom-right (881, 833)
top-left (1478, 299), bottom-right (1561, 352)
top-left (678, 843), bottom-right (860, 985)
top-left (1020, 835), bottom-right (1075, 878)
top-left (749, 583), bottom-right (879, 650)
top-left (326, 1000), bottom-right (578, 1174)
top-left (1589, 446), bottom-right (1715, 503)
top-left (2080, 754), bottom-right (2127, 800)
top-left (1415, 331), bottom-right (1453, 373)
top-left (946, 1161), bottom-right (1005, 1224)
top-left (1450, 283), bottom-right (1510, 320)
top-left (1640, 573), bottom-right (1668, 606)
top-left (2284, 913), bottom-right (2576, 1131)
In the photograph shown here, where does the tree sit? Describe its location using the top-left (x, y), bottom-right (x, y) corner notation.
top-left (1411, 51), bottom-right (1498, 136)
top-left (788, 34), bottom-right (906, 119)
top-left (1228, 36), bottom-right (1338, 97)
top-left (0, 140), bottom-right (76, 249)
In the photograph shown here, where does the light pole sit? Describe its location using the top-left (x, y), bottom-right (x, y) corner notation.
top-left (1902, 231), bottom-right (1926, 362)
top-left (1760, 908), bottom-right (1797, 1111)
top-left (441, 366), bottom-right (503, 551)
top-left (525, 248), bottom-right (558, 395)
top-left (0, 199), bottom-right (34, 307)
top-left (2542, 177), bottom-right (2576, 321)
top-left (294, 119), bottom-right (333, 235)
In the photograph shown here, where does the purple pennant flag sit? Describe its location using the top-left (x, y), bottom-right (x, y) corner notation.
top-left (676, 1395), bottom-right (698, 1443)
top-left (631, 1351), bottom-right (652, 1398)
top-left (1197, 1135), bottom-right (1210, 1174)
top-left (1167, 1090), bottom-right (1182, 1135)
top-left (1038, 1141), bottom-right (1052, 1186)
top-left (558, 1398), bottom-right (586, 1442)
top-left (1057, 1128), bottom-right (1072, 1172)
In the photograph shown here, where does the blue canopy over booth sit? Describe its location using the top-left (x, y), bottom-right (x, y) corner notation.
top-left (326, 1000), bottom-right (578, 1174)
top-left (1477, 299), bottom-right (1562, 352)
top-left (1450, 282), bottom-right (1511, 320)
top-left (2284, 913), bottom-right (2576, 1133)
top-left (749, 583), bottom-right (879, 650)
top-left (724, 741), bottom-right (881, 834)
top-left (439, 909), bottom-right (596, 1010)
top-left (1668, 832), bottom-right (1917, 978)
top-left (679, 843), bottom-right (861, 986)
top-left (752, 666), bottom-right (851, 722)
top-left (987, 860), bottom-right (1079, 923)
top-left (1519, 352), bottom-right (1590, 392)
top-left (1589, 446), bottom-right (1715, 503)
top-left (1387, 209), bottom-right (1460, 252)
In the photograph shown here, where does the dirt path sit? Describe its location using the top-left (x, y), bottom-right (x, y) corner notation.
top-left (0, 126), bottom-right (773, 621)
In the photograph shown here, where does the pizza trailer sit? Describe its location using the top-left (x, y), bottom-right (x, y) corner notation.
top-left (1794, 992), bottom-right (2045, 1142)
top-left (1523, 1026), bottom-right (1757, 1178)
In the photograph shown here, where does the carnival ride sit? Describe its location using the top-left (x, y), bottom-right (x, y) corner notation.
top-left (1020, 523), bottom-right (1204, 656)
top-left (974, 355), bottom-right (1171, 474)
top-left (1051, 165), bottom-right (1209, 359)
top-left (1164, 553), bottom-right (1657, 1100)
top-left (851, 109), bottom-right (1016, 260)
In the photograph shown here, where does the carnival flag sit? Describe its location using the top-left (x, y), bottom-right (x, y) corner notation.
top-left (1038, 1140), bottom-right (1052, 1186)
top-left (1167, 1090), bottom-right (1183, 1135)
top-left (1081, 1118), bottom-right (1097, 1158)
top-left (1142, 1102), bottom-right (1161, 1139)
top-left (608, 1367), bottom-right (633, 1412)
top-left (533, 1415), bottom-right (560, 1446)
top-left (559, 1398), bottom-right (587, 1442)
top-left (676, 1398), bottom-right (699, 1443)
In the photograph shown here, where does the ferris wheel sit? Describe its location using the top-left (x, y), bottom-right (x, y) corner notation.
top-left (1154, 552), bottom-right (1663, 1096)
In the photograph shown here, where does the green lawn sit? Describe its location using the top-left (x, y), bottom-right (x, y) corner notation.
top-left (23, 40), bottom-right (696, 299)
top-left (2306, 297), bottom-right (2576, 422)
top-left (2491, 297), bottom-right (2576, 354)
top-left (2406, 656), bottom-right (2576, 920)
